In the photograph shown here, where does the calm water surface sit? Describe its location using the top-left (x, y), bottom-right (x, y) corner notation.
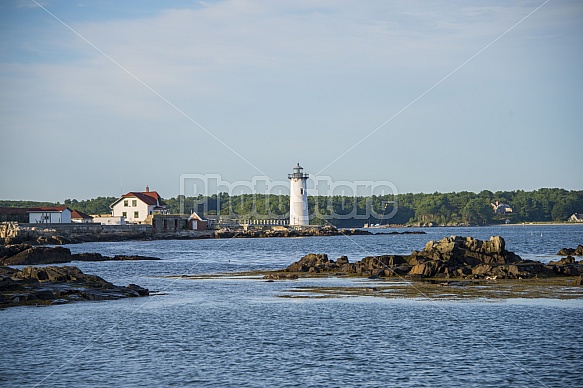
top-left (1, 225), bottom-right (582, 387)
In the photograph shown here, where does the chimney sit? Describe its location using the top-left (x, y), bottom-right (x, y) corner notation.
top-left (146, 185), bottom-right (150, 192)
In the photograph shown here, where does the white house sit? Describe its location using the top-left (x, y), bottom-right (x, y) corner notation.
top-left (569, 213), bottom-right (583, 223)
top-left (28, 206), bottom-right (72, 224)
top-left (110, 187), bottom-right (169, 224)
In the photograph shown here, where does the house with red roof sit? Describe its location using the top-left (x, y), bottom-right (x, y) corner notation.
top-left (110, 186), bottom-right (169, 224)
top-left (28, 206), bottom-right (72, 224)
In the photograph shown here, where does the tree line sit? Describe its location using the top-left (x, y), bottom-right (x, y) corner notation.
top-left (170, 188), bottom-right (582, 226)
top-left (1, 188), bottom-right (581, 226)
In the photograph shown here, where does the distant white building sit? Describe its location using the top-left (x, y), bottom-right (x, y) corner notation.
top-left (110, 186), bottom-right (169, 224)
top-left (569, 213), bottom-right (583, 223)
top-left (491, 201), bottom-right (513, 215)
top-left (28, 206), bottom-right (72, 224)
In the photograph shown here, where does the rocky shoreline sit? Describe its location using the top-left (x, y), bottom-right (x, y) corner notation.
top-left (0, 244), bottom-right (160, 266)
top-left (0, 265), bottom-right (149, 308)
top-left (0, 244), bottom-right (157, 308)
top-left (1, 222), bottom-right (427, 246)
top-left (3, 235), bottom-right (581, 307)
top-left (214, 225), bottom-right (426, 238)
top-left (268, 236), bottom-right (583, 282)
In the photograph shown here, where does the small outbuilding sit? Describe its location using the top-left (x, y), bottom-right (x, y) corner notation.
top-left (27, 206), bottom-right (72, 224)
top-left (188, 212), bottom-right (208, 231)
top-left (71, 209), bottom-right (93, 223)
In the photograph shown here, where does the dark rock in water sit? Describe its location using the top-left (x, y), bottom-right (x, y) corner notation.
top-left (282, 236), bottom-right (582, 280)
top-left (72, 252), bottom-right (108, 261)
top-left (72, 253), bottom-right (160, 262)
top-left (127, 283), bottom-right (150, 296)
top-left (111, 255), bottom-right (160, 261)
top-left (0, 265), bottom-right (149, 308)
top-left (285, 253), bottom-right (331, 272)
top-left (0, 243), bottom-right (32, 261)
top-left (0, 246), bottom-right (162, 265)
top-left (1, 246), bottom-right (72, 266)
top-left (418, 235), bottom-right (520, 265)
top-left (339, 228), bottom-right (372, 236)
top-left (546, 260), bottom-right (581, 276)
top-left (549, 256), bottom-right (576, 265)
top-left (336, 256), bottom-right (349, 265)
top-left (557, 245), bottom-right (583, 256)
top-left (215, 225), bottom-right (374, 239)
top-left (15, 265), bottom-right (112, 286)
top-left (263, 273), bottom-right (299, 280)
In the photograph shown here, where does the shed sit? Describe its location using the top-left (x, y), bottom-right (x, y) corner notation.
top-left (188, 212), bottom-right (208, 231)
top-left (27, 206), bottom-right (72, 224)
top-left (71, 209), bottom-right (93, 223)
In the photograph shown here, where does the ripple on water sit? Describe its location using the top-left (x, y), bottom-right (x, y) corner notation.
top-left (2, 225), bottom-right (582, 387)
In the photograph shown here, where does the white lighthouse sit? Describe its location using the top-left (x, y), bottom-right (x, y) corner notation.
top-left (288, 163), bottom-right (309, 226)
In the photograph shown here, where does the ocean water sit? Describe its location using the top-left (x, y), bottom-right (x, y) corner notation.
top-left (1, 225), bottom-right (582, 387)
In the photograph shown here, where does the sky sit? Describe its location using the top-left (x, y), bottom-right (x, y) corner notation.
top-left (1, 0), bottom-right (582, 201)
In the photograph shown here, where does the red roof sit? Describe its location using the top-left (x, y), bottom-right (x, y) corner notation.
top-left (71, 209), bottom-right (93, 219)
top-left (27, 206), bottom-right (70, 213)
top-left (112, 191), bottom-right (167, 207)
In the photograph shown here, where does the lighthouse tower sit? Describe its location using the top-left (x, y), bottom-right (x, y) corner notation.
top-left (288, 163), bottom-right (309, 226)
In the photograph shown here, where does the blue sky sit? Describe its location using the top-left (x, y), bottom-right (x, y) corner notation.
top-left (1, 0), bottom-right (582, 201)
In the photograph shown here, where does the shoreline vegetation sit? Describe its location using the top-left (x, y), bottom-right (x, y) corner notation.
top-left (2, 187), bottom-right (583, 227)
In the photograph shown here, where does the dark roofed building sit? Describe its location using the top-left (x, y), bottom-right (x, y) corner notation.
top-left (0, 207), bottom-right (30, 223)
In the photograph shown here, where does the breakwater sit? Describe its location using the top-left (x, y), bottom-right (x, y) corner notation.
top-left (0, 222), bottom-right (213, 245)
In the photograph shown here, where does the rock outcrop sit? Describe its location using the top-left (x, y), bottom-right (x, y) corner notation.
top-left (0, 265), bottom-right (149, 308)
top-left (0, 246), bottom-right (160, 266)
top-left (282, 236), bottom-right (583, 280)
top-left (1, 246), bottom-right (72, 266)
top-left (215, 225), bottom-right (426, 239)
top-left (557, 245), bottom-right (583, 256)
top-left (215, 225), bottom-right (369, 238)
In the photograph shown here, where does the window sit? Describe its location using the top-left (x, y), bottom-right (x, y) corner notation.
top-left (132, 200), bottom-right (137, 207)
top-left (300, 188), bottom-right (304, 195)
top-left (123, 200), bottom-right (128, 207)
top-left (134, 211), bottom-right (139, 219)
top-left (122, 212), bottom-right (127, 218)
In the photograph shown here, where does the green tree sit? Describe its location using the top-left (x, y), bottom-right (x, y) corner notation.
top-left (462, 198), bottom-right (493, 225)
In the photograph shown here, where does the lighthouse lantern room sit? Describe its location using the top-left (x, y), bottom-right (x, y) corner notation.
top-left (288, 163), bottom-right (309, 226)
